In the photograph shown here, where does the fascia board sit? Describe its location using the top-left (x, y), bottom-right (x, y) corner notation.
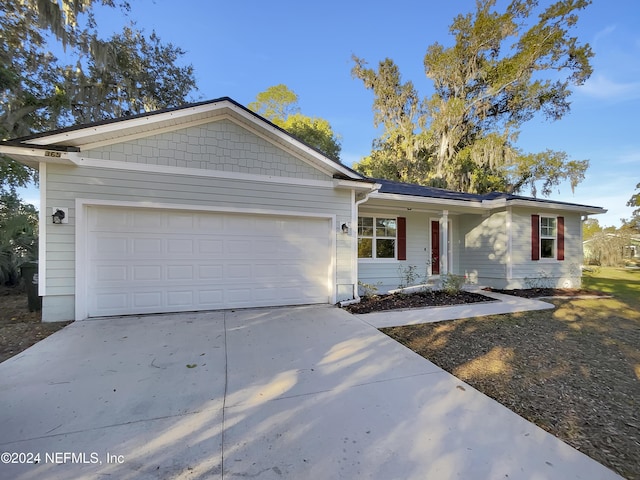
top-left (484, 198), bottom-right (607, 215)
top-left (369, 192), bottom-right (484, 209)
top-left (25, 102), bottom-right (229, 146)
top-left (333, 179), bottom-right (380, 191)
top-left (0, 145), bottom-right (81, 166)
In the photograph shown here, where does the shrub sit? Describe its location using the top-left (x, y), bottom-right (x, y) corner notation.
top-left (441, 273), bottom-right (465, 295)
top-left (358, 281), bottom-right (381, 298)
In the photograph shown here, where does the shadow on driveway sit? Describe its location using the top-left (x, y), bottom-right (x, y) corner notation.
top-left (0, 306), bottom-right (622, 479)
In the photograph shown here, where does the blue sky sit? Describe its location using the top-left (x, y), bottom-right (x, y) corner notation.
top-left (19, 0), bottom-right (640, 226)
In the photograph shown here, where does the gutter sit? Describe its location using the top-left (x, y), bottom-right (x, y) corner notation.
top-left (340, 183), bottom-right (381, 307)
top-left (481, 197), bottom-right (607, 215)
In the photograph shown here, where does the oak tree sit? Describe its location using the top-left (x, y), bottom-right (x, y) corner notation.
top-left (353, 0), bottom-right (593, 196)
top-left (1, 0), bottom-right (197, 192)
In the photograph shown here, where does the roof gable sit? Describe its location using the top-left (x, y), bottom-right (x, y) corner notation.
top-left (84, 118), bottom-right (332, 182)
top-left (1, 97), bottom-right (362, 180)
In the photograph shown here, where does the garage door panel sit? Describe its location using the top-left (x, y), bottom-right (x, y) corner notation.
top-left (93, 209), bottom-right (129, 229)
top-left (254, 240), bottom-right (278, 256)
top-left (131, 210), bottom-right (162, 229)
top-left (167, 213), bottom-right (195, 230)
top-left (198, 239), bottom-right (224, 255)
top-left (167, 238), bottom-right (194, 255)
top-left (226, 238), bottom-right (253, 255)
top-left (227, 264), bottom-right (251, 280)
top-left (96, 292), bottom-right (128, 310)
top-left (87, 207), bottom-right (332, 317)
top-left (95, 265), bottom-right (127, 282)
top-left (199, 264), bottom-right (223, 279)
top-left (133, 265), bottom-right (162, 281)
top-left (226, 288), bottom-right (252, 304)
top-left (197, 215), bottom-right (224, 230)
top-left (198, 289), bottom-right (224, 306)
top-left (167, 291), bottom-right (193, 307)
top-left (167, 265), bottom-right (194, 280)
top-left (133, 238), bottom-right (162, 254)
top-left (254, 263), bottom-right (281, 279)
top-left (94, 236), bottom-right (128, 256)
top-left (133, 291), bottom-right (163, 308)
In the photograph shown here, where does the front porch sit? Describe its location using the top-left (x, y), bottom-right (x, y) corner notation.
top-left (356, 194), bottom-right (489, 294)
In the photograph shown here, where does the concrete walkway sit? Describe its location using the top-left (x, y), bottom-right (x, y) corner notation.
top-left (0, 305), bottom-right (622, 480)
top-left (359, 289), bottom-right (556, 328)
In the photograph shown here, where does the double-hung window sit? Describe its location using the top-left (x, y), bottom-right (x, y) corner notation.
top-left (531, 214), bottom-right (564, 261)
top-left (540, 217), bottom-right (557, 259)
top-left (358, 216), bottom-right (396, 259)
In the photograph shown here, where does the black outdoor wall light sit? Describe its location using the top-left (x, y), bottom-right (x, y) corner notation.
top-left (52, 209), bottom-right (66, 224)
top-left (341, 223), bottom-right (350, 234)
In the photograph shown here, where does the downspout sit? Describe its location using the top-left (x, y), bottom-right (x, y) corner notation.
top-left (340, 184), bottom-right (379, 307)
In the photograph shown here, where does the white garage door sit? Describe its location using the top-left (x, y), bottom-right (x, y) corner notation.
top-left (86, 206), bottom-right (332, 317)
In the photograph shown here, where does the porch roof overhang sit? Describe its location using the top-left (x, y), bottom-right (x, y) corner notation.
top-left (362, 178), bottom-right (607, 216)
top-left (364, 192), bottom-right (486, 215)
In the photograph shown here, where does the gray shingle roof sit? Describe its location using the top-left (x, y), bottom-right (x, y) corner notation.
top-left (373, 178), bottom-right (603, 210)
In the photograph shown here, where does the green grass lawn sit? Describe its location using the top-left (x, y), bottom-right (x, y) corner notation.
top-left (383, 267), bottom-right (640, 480)
top-left (583, 266), bottom-right (640, 307)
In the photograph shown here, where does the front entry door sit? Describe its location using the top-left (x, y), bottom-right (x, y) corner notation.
top-left (431, 220), bottom-right (440, 275)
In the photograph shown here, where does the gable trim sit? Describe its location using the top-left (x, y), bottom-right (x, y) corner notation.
top-left (75, 157), bottom-right (336, 188)
top-left (38, 162), bottom-right (47, 296)
top-left (12, 98), bottom-right (361, 180)
top-left (76, 114), bottom-right (232, 151)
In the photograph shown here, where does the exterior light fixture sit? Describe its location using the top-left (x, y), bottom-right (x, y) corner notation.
top-left (52, 208), bottom-right (66, 224)
top-left (341, 223), bottom-right (350, 234)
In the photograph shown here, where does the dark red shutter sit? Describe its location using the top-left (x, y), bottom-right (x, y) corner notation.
top-left (557, 216), bottom-right (565, 261)
top-left (397, 217), bottom-right (406, 260)
top-left (531, 215), bottom-right (540, 261)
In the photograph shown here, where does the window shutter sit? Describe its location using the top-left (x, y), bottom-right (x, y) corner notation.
top-left (531, 215), bottom-right (540, 261)
top-left (397, 217), bottom-right (407, 261)
top-left (557, 216), bottom-right (565, 261)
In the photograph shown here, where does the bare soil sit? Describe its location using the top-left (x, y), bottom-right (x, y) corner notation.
top-left (0, 286), bottom-right (71, 364)
top-left (380, 290), bottom-right (640, 480)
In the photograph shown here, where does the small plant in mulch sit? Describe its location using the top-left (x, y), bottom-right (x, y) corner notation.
top-left (344, 289), bottom-right (495, 314)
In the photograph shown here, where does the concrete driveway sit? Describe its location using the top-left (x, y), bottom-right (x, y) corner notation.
top-left (0, 306), bottom-right (621, 480)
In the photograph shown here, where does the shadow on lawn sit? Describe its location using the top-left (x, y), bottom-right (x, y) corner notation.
top-left (382, 271), bottom-right (640, 480)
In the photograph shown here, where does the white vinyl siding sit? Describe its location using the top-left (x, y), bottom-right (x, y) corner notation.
top-left (458, 212), bottom-right (508, 285)
top-left (509, 208), bottom-right (582, 288)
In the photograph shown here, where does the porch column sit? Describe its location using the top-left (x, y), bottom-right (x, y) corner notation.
top-left (440, 210), bottom-right (449, 275)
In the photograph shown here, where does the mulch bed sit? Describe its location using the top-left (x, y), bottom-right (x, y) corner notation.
top-left (343, 290), bottom-right (495, 314)
top-left (483, 287), bottom-right (610, 298)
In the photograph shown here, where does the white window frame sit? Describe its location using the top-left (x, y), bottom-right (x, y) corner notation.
top-left (539, 215), bottom-right (557, 260)
top-left (357, 215), bottom-right (398, 261)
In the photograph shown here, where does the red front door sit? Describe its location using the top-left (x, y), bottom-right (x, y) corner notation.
top-left (431, 220), bottom-right (440, 275)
